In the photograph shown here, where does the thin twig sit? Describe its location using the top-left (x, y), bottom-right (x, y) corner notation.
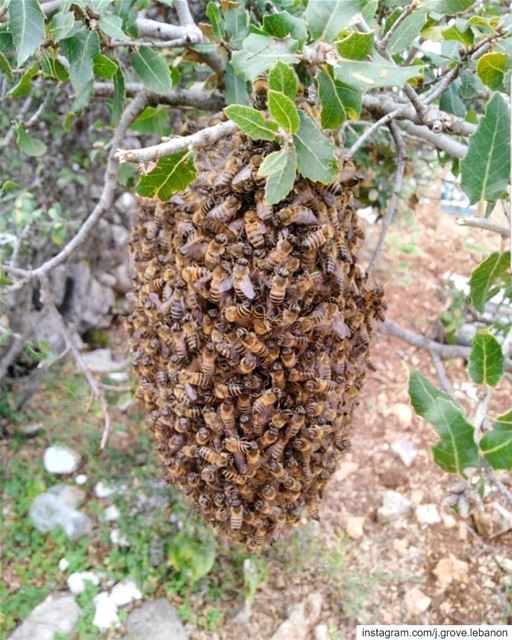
top-left (367, 122), bottom-right (406, 274)
top-left (108, 37), bottom-right (193, 48)
top-left (38, 275), bottom-right (112, 448)
top-left (348, 109), bottom-right (400, 158)
top-left (4, 92), bottom-right (149, 293)
top-left (379, 1), bottom-right (420, 50)
top-left (115, 120), bottom-right (239, 164)
top-left (430, 350), bottom-right (454, 396)
top-left (455, 217), bottom-right (511, 238)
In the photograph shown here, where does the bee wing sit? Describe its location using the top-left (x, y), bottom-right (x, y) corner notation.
top-left (219, 274), bottom-right (233, 293)
top-left (295, 206), bottom-right (319, 225)
top-left (240, 274), bottom-right (256, 299)
top-left (332, 314), bottom-right (351, 339)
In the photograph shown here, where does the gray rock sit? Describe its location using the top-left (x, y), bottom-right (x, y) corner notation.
top-left (121, 599), bottom-right (188, 640)
top-left (7, 592), bottom-right (81, 640)
top-left (81, 349), bottom-right (125, 373)
top-left (377, 490), bottom-right (411, 523)
top-left (43, 445), bottom-right (80, 474)
top-left (391, 438), bottom-right (417, 467)
top-left (47, 485), bottom-right (85, 509)
top-left (29, 493), bottom-right (92, 539)
top-left (115, 192), bottom-right (138, 216)
top-left (415, 504), bottom-right (441, 525)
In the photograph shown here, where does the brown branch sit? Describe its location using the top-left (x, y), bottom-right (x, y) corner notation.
top-left (38, 275), bottom-right (112, 448)
top-left (4, 92), bottom-right (149, 293)
top-left (367, 122), bottom-right (406, 274)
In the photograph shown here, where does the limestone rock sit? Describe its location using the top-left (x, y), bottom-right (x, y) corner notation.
top-left (377, 490), bottom-right (411, 523)
top-left (7, 593), bottom-right (81, 640)
top-left (43, 446), bottom-right (80, 474)
top-left (270, 593), bottom-right (323, 640)
top-left (121, 599), bottom-right (188, 640)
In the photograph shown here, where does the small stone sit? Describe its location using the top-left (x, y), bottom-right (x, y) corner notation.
top-left (47, 484), bottom-right (85, 509)
top-left (107, 371), bottom-right (129, 383)
top-left (29, 493), bottom-right (92, 540)
top-left (58, 558), bottom-right (69, 572)
top-left (94, 481), bottom-right (115, 499)
top-left (333, 461), bottom-right (358, 482)
top-left (67, 571), bottom-right (100, 595)
top-left (110, 579), bottom-right (142, 607)
top-left (393, 538), bottom-right (409, 555)
top-left (93, 592), bottom-right (119, 631)
top-left (81, 349), bottom-right (124, 374)
top-left (75, 474), bottom-right (88, 485)
top-left (43, 445), bottom-right (80, 474)
top-left (18, 423), bottom-right (43, 436)
top-left (121, 599), bottom-right (188, 640)
top-left (391, 438), bottom-right (417, 467)
top-left (7, 592), bottom-right (81, 640)
top-left (410, 490), bottom-right (424, 506)
top-left (110, 528), bottom-right (130, 547)
top-left (433, 554), bottom-right (469, 593)
top-left (115, 192), bottom-right (138, 216)
top-left (346, 516), bottom-right (365, 540)
top-left (441, 513), bottom-right (457, 528)
top-left (404, 587), bottom-right (431, 616)
top-left (270, 593), bottom-right (323, 640)
top-left (313, 624), bottom-right (329, 640)
top-left (105, 505), bottom-right (120, 521)
top-left (416, 504), bottom-right (441, 525)
top-left (377, 490), bottom-right (411, 523)
top-left (390, 403), bottom-right (413, 428)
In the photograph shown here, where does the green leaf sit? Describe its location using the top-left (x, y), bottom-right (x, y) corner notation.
top-left (442, 24), bottom-right (474, 47)
top-left (262, 11), bottom-right (308, 41)
top-left (336, 30), bottom-right (374, 60)
top-left (334, 58), bottom-right (421, 91)
top-left (476, 52), bottom-right (511, 91)
top-left (230, 34), bottom-right (299, 81)
top-left (48, 11), bottom-right (76, 42)
top-left (427, 0), bottom-right (475, 13)
top-left (468, 331), bottom-right (504, 387)
top-left (267, 90), bottom-right (300, 133)
top-left (93, 53), bottom-right (118, 80)
top-left (224, 105), bottom-right (279, 141)
top-left (469, 251), bottom-right (511, 312)
top-left (137, 152), bottom-right (197, 201)
top-left (408, 369), bottom-right (479, 474)
top-left (130, 106), bottom-right (171, 137)
top-left (111, 67), bottom-right (125, 125)
top-left (41, 51), bottom-right (69, 81)
top-left (461, 93), bottom-right (511, 205)
top-left (304, 0), bottom-right (365, 42)
top-left (316, 69), bottom-right (361, 129)
top-left (131, 46), bottom-right (173, 94)
top-left (439, 82), bottom-right (466, 118)
top-left (293, 111), bottom-right (338, 183)
top-left (387, 9), bottom-right (428, 55)
top-left (61, 29), bottom-right (101, 91)
top-left (0, 51), bottom-right (13, 81)
top-left (9, 62), bottom-right (38, 97)
top-left (225, 61), bottom-right (251, 106)
top-left (206, 2), bottom-right (223, 39)
top-left (63, 112), bottom-right (76, 132)
top-left (8, 0), bottom-right (45, 67)
top-left (16, 125), bottom-right (47, 157)
top-left (268, 61), bottom-right (297, 99)
top-left (99, 13), bottom-right (128, 40)
top-left (480, 409), bottom-right (512, 470)
top-left (258, 149), bottom-right (288, 177)
top-left (263, 147), bottom-right (297, 205)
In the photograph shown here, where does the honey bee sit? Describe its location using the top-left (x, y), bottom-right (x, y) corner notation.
top-left (224, 302), bottom-right (252, 325)
top-left (260, 238), bottom-right (292, 270)
top-left (278, 205), bottom-right (318, 226)
top-left (215, 382), bottom-right (244, 398)
top-left (209, 265), bottom-right (232, 303)
top-left (255, 189), bottom-right (273, 221)
top-left (270, 361), bottom-right (285, 389)
top-left (246, 445), bottom-right (261, 468)
top-left (251, 304), bottom-right (272, 336)
top-left (203, 408), bottom-right (223, 433)
top-left (268, 459), bottom-right (289, 483)
top-left (244, 210), bottom-right (266, 248)
top-left (204, 234), bottom-right (227, 269)
top-left (231, 165), bottom-right (254, 193)
top-left (259, 425), bottom-right (280, 448)
top-left (220, 401), bottom-right (236, 431)
top-left (303, 225), bottom-right (334, 250)
top-left (225, 436), bottom-right (254, 454)
top-left (200, 342), bottom-right (217, 376)
top-left (233, 258), bottom-right (256, 300)
top-left (285, 411), bottom-right (305, 440)
top-left (224, 469), bottom-right (247, 485)
top-left (178, 371), bottom-right (209, 387)
top-left (252, 74), bottom-right (268, 110)
top-left (199, 446), bottom-right (229, 467)
top-left (215, 506), bottom-right (229, 522)
top-left (269, 267), bottom-right (289, 305)
top-left (281, 347), bottom-right (297, 368)
top-left (230, 499), bottom-right (244, 531)
top-left (239, 353), bottom-right (258, 374)
top-left (237, 329), bottom-right (269, 359)
top-left (253, 388), bottom-right (280, 414)
top-left (276, 304), bottom-right (301, 329)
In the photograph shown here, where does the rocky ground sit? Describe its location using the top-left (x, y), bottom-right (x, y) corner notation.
top-left (2, 191), bottom-right (511, 640)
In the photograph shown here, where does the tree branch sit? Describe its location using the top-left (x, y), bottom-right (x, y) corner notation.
top-left (367, 122), bottom-right (406, 274)
top-left (348, 109), bottom-right (400, 158)
top-left (429, 350), bottom-right (454, 396)
top-left (115, 120), bottom-right (239, 164)
top-left (4, 92), bottom-right (150, 293)
top-left (378, 1), bottom-right (420, 50)
top-left (455, 217), bottom-right (511, 237)
top-left (397, 120), bottom-right (467, 158)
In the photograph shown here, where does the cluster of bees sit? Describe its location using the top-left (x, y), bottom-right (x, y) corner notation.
top-left (127, 130), bottom-right (385, 549)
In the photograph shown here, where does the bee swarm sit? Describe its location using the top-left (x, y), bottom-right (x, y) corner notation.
top-left (127, 131), bottom-right (385, 550)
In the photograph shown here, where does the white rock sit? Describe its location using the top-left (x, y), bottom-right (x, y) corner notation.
top-left (67, 571), bottom-right (100, 595)
top-left (314, 624), bottom-right (330, 640)
top-left (405, 587), bottom-right (431, 616)
top-left (346, 516), bottom-right (365, 540)
top-left (7, 593), bottom-right (81, 640)
top-left (29, 493), bottom-right (92, 540)
top-left (110, 528), bottom-right (130, 547)
top-left (108, 371), bottom-right (129, 383)
top-left (416, 504), bottom-right (441, 525)
top-left (110, 579), bottom-right (142, 607)
top-left (47, 484), bottom-right (85, 509)
top-left (93, 592), bottom-right (119, 631)
top-left (43, 445), bottom-right (80, 474)
top-left (94, 481), bottom-right (115, 499)
top-left (75, 474), bottom-right (88, 485)
top-left (122, 599), bottom-right (187, 640)
top-left (105, 505), bottom-right (120, 521)
top-left (390, 403), bottom-right (413, 428)
top-left (391, 438), bottom-right (417, 467)
top-left (81, 348), bottom-right (124, 373)
top-left (58, 558), bottom-right (69, 572)
top-left (377, 490), bottom-right (411, 523)
top-left (270, 593), bottom-right (323, 640)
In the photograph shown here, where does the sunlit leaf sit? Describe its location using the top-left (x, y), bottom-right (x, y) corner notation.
top-left (469, 251), bottom-right (511, 312)
top-left (8, 0), bottom-right (45, 66)
top-left (267, 90), bottom-right (300, 133)
top-left (262, 11), bottom-right (307, 41)
top-left (224, 104), bottom-right (279, 141)
top-left (387, 9), bottom-right (428, 54)
top-left (61, 29), bottom-right (101, 91)
top-left (137, 152), bottom-right (197, 200)
top-left (336, 30), bottom-right (374, 60)
top-left (131, 47), bottom-right (173, 94)
top-left (16, 125), bottom-right (47, 157)
top-left (293, 112), bottom-right (338, 183)
top-left (231, 34), bottom-right (299, 81)
top-left (468, 330), bottom-right (504, 387)
top-left (476, 52), bottom-right (511, 91)
top-left (334, 58), bottom-right (421, 90)
top-left (268, 61), bottom-right (297, 99)
top-left (304, 0), bottom-right (366, 42)
top-left (316, 69), bottom-right (361, 129)
top-left (480, 409), bottom-right (512, 470)
top-left (262, 147), bottom-right (297, 205)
